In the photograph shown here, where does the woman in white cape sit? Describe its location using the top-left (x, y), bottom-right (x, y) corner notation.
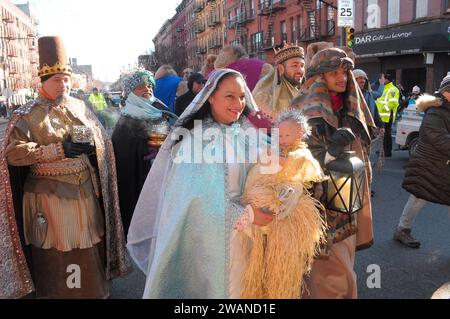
top-left (127, 69), bottom-right (274, 298)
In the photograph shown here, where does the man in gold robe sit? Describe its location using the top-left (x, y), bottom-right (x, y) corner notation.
top-left (0, 36), bottom-right (131, 299)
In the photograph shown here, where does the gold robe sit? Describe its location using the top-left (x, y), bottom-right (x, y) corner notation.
top-left (0, 95), bottom-right (131, 299)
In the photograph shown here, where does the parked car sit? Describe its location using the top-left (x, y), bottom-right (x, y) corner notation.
top-left (395, 99), bottom-right (424, 155)
top-left (109, 91), bottom-right (123, 107)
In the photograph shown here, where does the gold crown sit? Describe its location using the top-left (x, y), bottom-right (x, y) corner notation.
top-left (273, 42), bottom-right (305, 65)
top-left (38, 61), bottom-right (73, 77)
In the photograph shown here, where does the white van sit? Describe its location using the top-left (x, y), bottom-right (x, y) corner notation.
top-left (395, 99), bottom-right (424, 155)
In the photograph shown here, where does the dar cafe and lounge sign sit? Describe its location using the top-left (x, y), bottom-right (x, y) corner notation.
top-left (355, 31), bottom-right (413, 44)
top-left (353, 20), bottom-right (450, 56)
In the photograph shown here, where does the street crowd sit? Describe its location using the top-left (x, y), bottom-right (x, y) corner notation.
top-left (0, 35), bottom-right (449, 299)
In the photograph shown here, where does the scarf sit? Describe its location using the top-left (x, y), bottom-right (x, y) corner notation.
top-left (330, 94), bottom-right (344, 112)
top-left (291, 48), bottom-right (375, 139)
top-left (122, 93), bottom-right (167, 121)
top-left (39, 87), bottom-right (56, 101)
top-left (252, 67), bottom-right (299, 123)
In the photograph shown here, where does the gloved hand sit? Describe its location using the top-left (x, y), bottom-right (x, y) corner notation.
top-left (63, 136), bottom-right (95, 158)
top-left (328, 128), bottom-right (356, 157)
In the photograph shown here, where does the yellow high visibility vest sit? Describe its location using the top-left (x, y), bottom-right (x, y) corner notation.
top-left (376, 82), bottom-right (400, 123)
top-left (89, 93), bottom-right (107, 111)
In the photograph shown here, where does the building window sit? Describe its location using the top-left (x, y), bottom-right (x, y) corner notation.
top-left (250, 32), bottom-right (263, 53)
top-left (249, 0), bottom-right (254, 17)
top-left (326, 5), bottom-right (335, 36)
top-left (446, 0), bottom-right (450, 13)
top-left (290, 17), bottom-right (295, 43)
top-left (280, 20), bottom-right (287, 43)
top-left (296, 15), bottom-right (302, 41)
top-left (366, 0), bottom-right (380, 29)
top-left (307, 11), bottom-right (316, 38)
top-left (414, 0), bottom-right (428, 19)
top-left (387, 0), bottom-right (400, 25)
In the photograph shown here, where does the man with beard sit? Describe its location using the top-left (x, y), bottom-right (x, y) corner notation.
top-left (111, 69), bottom-right (177, 236)
top-left (252, 43), bottom-right (306, 124)
top-left (0, 36), bottom-right (131, 299)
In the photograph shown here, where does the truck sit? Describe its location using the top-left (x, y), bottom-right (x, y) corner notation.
top-left (395, 99), bottom-right (424, 155)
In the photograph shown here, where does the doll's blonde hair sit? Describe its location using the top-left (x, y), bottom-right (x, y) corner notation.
top-left (275, 110), bottom-right (311, 139)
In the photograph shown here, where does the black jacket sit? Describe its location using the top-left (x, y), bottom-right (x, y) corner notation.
top-left (175, 90), bottom-right (196, 117)
top-left (402, 94), bottom-right (450, 205)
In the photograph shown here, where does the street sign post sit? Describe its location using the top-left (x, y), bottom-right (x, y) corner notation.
top-left (338, 0), bottom-right (355, 28)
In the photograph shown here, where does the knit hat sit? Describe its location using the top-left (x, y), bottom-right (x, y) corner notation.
top-left (353, 69), bottom-right (368, 80)
top-left (274, 42), bottom-right (305, 65)
top-left (412, 86), bottom-right (420, 94)
top-left (439, 73), bottom-right (450, 93)
top-left (122, 69), bottom-right (155, 96)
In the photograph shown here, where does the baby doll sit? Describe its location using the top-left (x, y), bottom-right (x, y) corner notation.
top-left (240, 110), bottom-right (327, 299)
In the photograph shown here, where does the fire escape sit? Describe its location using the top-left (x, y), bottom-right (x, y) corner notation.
top-left (194, 0), bottom-right (207, 55)
top-left (207, 0), bottom-right (223, 55)
top-left (258, 0), bottom-right (287, 53)
top-left (298, 0), bottom-right (337, 42)
top-left (233, 0), bottom-right (255, 53)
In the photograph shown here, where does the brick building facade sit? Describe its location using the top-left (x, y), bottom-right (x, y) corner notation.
top-left (153, 0), bottom-right (341, 71)
top-left (151, 0), bottom-right (449, 94)
top-left (0, 0), bottom-right (39, 106)
top-left (353, 0), bottom-right (450, 94)
top-left (225, 0), bottom-right (339, 63)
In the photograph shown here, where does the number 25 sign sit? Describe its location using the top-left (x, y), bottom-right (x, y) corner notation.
top-left (338, 0), bottom-right (355, 27)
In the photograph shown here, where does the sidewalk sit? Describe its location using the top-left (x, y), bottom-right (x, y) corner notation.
top-left (0, 117), bottom-right (9, 124)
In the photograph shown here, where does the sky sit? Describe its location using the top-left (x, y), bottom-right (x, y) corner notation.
top-left (12, 0), bottom-right (180, 82)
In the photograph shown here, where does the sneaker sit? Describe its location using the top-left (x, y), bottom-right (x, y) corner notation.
top-left (393, 227), bottom-right (421, 248)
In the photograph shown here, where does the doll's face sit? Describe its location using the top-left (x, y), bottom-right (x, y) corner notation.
top-left (279, 120), bottom-right (303, 149)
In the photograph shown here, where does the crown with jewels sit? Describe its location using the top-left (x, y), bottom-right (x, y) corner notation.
top-left (273, 42), bottom-right (305, 65)
top-left (38, 61), bottom-right (73, 78)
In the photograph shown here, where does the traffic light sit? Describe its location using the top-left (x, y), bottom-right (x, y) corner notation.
top-left (346, 27), bottom-right (355, 48)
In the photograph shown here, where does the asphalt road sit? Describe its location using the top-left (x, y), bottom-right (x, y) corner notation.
top-left (1, 121), bottom-right (449, 299)
top-left (356, 140), bottom-right (450, 299)
top-left (109, 140), bottom-right (450, 299)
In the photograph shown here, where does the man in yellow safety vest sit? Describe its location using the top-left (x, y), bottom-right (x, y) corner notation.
top-left (376, 73), bottom-right (400, 157)
top-left (89, 88), bottom-right (108, 126)
top-left (89, 88), bottom-right (107, 111)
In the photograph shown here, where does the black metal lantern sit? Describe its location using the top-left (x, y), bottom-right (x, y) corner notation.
top-left (325, 151), bottom-right (366, 215)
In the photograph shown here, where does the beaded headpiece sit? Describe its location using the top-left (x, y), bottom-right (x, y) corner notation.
top-left (273, 42), bottom-right (305, 65)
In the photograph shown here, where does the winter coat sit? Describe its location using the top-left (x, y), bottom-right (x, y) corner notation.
top-left (402, 94), bottom-right (450, 206)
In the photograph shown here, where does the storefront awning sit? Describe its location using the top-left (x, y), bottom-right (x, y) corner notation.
top-left (353, 19), bottom-right (450, 57)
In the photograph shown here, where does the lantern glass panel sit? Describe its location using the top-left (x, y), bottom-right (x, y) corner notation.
top-left (352, 169), bottom-right (365, 212)
top-left (325, 151), bottom-right (366, 215)
top-left (327, 171), bottom-right (352, 213)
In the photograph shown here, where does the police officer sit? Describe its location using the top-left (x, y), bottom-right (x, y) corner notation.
top-left (376, 73), bottom-right (400, 157)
